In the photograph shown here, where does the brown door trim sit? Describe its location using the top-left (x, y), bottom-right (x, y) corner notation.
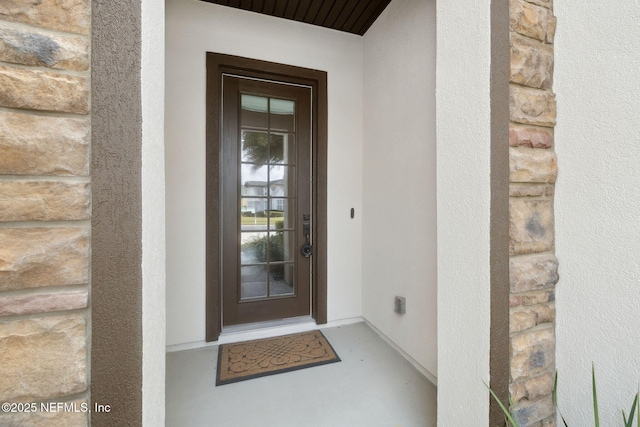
top-left (206, 53), bottom-right (328, 341)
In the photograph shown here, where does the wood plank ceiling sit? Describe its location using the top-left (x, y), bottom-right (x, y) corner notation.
top-left (201, 0), bottom-right (393, 36)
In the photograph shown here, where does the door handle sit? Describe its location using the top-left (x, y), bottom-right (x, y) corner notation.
top-left (300, 222), bottom-right (312, 257)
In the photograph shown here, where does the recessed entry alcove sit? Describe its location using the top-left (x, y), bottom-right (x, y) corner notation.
top-left (165, 0), bottom-right (437, 394)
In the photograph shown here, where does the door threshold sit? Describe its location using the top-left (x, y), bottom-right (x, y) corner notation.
top-left (218, 316), bottom-right (316, 345)
top-left (165, 317), bottom-right (363, 352)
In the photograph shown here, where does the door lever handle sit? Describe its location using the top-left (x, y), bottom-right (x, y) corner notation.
top-left (301, 223), bottom-right (312, 257)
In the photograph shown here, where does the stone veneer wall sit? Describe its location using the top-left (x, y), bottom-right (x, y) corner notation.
top-left (508, 0), bottom-right (559, 425)
top-left (0, 1), bottom-right (91, 426)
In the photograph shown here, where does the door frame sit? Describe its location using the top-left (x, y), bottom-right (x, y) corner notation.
top-left (205, 53), bottom-right (328, 341)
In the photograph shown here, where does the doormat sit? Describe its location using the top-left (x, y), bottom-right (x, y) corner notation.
top-left (216, 330), bottom-right (340, 385)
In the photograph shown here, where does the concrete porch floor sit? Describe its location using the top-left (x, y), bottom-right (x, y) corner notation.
top-left (166, 322), bottom-right (437, 426)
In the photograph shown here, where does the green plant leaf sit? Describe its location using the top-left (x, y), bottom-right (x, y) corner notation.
top-left (553, 371), bottom-right (569, 427)
top-left (625, 393), bottom-right (638, 427)
top-left (552, 367), bottom-right (638, 427)
top-left (624, 394), bottom-right (638, 427)
top-left (593, 364), bottom-right (600, 427)
top-left (485, 383), bottom-right (520, 427)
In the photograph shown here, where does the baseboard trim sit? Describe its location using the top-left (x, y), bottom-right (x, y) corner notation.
top-left (363, 319), bottom-right (438, 386)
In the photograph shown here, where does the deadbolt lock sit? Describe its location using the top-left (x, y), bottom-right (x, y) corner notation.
top-left (300, 243), bottom-right (313, 257)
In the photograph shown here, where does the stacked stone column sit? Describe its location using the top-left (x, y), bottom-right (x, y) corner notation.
top-left (0, 2), bottom-right (91, 426)
top-left (508, 0), bottom-right (558, 425)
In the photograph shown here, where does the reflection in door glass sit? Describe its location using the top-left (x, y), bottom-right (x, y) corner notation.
top-left (240, 265), bottom-right (268, 299)
top-left (241, 130), bottom-right (295, 165)
top-left (269, 198), bottom-right (293, 230)
top-left (241, 130), bottom-right (270, 163)
top-left (270, 133), bottom-right (295, 165)
top-left (240, 198), bottom-right (269, 231)
top-left (241, 95), bottom-right (268, 129)
top-left (269, 99), bottom-right (295, 132)
top-left (239, 95), bottom-right (298, 302)
top-left (269, 263), bottom-right (294, 296)
top-left (241, 231), bottom-right (269, 265)
top-left (240, 164), bottom-right (268, 196)
top-left (269, 231), bottom-right (295, 263)
top-left (268, 165), bottom-right (295, 197)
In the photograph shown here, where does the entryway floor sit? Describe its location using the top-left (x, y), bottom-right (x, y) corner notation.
top-left (166, 322), bottom-right (437, 426)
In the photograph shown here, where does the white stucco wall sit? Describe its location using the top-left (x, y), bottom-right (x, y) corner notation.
top-left (555, 1), bottom-right (640, 424)
top-left (141, 0), bottom-right (166, 424)
top-left (165, 0), bottom-right (363, 346)
top-left (362, 0), bottom-right (437, 380)
top-left (436, 1), bottom-right (493, 424)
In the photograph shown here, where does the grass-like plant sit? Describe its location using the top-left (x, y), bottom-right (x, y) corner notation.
top-left (488, 366), bottom-right (639, 427)
top-left (487, 385), bottom-right (519, 426)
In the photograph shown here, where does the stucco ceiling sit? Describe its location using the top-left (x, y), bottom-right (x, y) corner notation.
top-left (201, 0), bottom-right (393, 36)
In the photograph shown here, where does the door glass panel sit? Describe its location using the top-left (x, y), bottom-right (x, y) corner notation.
top-left (238, 93), bottom-right (300, 303)
top-left (240, 265), bottom-right (268, 299)
top-left (269, 198), bottom-right (293, 230)
top-left (241, 198), bottom-right (269, 231)
top-left (270, 133), bottom-right (295, 165)
top-left (269, 231), bottom-right (295, 263)
top-left (270, 263), bottom-right (294, 296)
top-left (241, 130), bottom-right (270, 163)
top-left (241, 95), bottom-right (268, 129)
top-left (269, 99), bottom-right (295, 132)
top-left (241, 164), bottom-right (269, 196)
top-left (268, 165), bottom-right (295, 197)
top-left (241, 231), bottom-right (269, 264)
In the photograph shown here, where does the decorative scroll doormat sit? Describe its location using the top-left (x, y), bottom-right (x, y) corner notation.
top-left (216, 330), bottom-right (340, 385)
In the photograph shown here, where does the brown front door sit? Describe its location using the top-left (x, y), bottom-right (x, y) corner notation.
top-left (220, 75), bottom-right (313, 326)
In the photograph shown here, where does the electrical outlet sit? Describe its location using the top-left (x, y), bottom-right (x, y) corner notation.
top-left (394, 296), bottom-right (406, 314)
